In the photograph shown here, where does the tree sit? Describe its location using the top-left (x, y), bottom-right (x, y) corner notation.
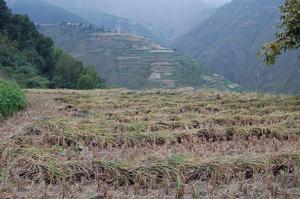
top-left (0, 0), bottom-right (11, 31)
top-left (51, 49), bottom-right (83, 88)
top-left (262, 0), bottom-right (300, 65)
top-left (78, 65), bottom-right (103, 89)
top-left (51, 49), bottom-right (103, 89)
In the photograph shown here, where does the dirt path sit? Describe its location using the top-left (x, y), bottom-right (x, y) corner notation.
top-left (0, 91), bottom-right (65, 140)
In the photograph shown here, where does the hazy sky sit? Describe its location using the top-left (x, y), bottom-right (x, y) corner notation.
top-left (203, 0), bottom-right (232, 6)
top-left (44, 0), bottom-right (232, 10)
top-left (43, 0), bottom-right (233, 23)
top-left (44, 0), bottom-right (230, 33)
top-left (42, 0), bottom-right (232, 41)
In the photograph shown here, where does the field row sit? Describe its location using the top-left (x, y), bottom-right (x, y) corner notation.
top-left (0, 89), bottom-right (299, 198)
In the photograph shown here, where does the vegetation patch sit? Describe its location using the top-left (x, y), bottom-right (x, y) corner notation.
top-left (0, 80), bottom-right (27, 119)
top-left (0, 1), bottom-right (103, 90)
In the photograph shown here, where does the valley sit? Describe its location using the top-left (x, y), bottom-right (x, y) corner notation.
top-left (6, 0), bottom-right (299, 94)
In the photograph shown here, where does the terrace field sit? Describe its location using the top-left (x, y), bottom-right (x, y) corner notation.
top-left (39, 25), bottom-right (240, 91)
top-left (0, 89), bottom-right (299, 198)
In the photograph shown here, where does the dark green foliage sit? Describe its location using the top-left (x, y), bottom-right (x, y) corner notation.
top-left (78, 65), bottom-right (104, 89)
top-left (262, 0), bottom-right (300, 64)
top-left (0, 0), bottom-right (55, 85)
top-left (51, 49), bottom-right (83, 88)
top-left (0, 0), bottom-right (103, 90)
top-left (51, 49), bottom-right (103, 89)
top-left (1, 12), bottom-right (54, 74)
top-left (0, 80), bottom-right (27, 119)
top-left (0, 0), bottom-right (11, 31)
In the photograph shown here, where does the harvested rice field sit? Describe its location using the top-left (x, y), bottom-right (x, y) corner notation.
top-left (0, 89), bottom-right (299, 198)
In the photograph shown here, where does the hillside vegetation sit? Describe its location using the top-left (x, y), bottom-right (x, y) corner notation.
top-left (39, 24), bottom-right (240, 91)
top-left (173, 0), bottom-right (300, 94)
top-left (0, 0), bottom-right (103, 89)
top-left (0, 80), bottom-right (26, 119)
top-left (0, 89), bottom-right (299, 198)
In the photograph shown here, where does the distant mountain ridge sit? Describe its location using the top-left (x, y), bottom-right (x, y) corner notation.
top-left (6, 0), bottom-right (85, 24)
top-left (61, 7), bottom-right (160, 43)
top-left (42, 0), bottom-right (217, 44)
top-left (5, 0), bottom-right (158, 42)
top-left (173, 0), bottom-right (300, 94)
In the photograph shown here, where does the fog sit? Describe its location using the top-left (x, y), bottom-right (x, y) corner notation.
top-left (204, 0), bottom-right (232, 6)
top-left (41, 0), bottom-right (231, 42)
top-left (43, 0), bottom-right (232, 17)
top-left (44, 0), bottom-right (231, 9)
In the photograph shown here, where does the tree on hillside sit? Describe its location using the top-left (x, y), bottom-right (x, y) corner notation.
top-left (262, 0), bottom-right (300, 65)
top-left (78, 65), bottom-right (104, 89)
top-left (51, 49), bottom-right (84, 88)
top-left (0, 0), bottom-right (10, 30)
top-left (52, 49), bottom-right (103, 89)
top-left (0, 0), bottom-right (104, 89)
top-left (0, 0), bottom-right (54, 76)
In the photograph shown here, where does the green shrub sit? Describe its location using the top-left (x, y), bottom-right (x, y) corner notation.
top-left (0, 80), bottom-right (27, 119)
top-left (78, 65), bottom-right (104, 89)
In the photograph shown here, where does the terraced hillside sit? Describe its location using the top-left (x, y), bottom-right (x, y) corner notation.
top-left (0, 89), bottom-right (299, 198)
top-left (39, 25), bottom-right (240, 91)
top-left (172, 0), bottom-right (300, 94)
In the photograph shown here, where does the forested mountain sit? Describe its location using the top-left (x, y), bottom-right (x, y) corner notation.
top-left (39, 24), bottom-right (241, 91)
top-left (5, 0), bottom-right (85, 24)
top-left (173, 0), bottom-right (300, 94)
top-left (0, 0), bottom-right (103, 89)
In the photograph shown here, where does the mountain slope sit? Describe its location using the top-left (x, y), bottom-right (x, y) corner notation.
top-left (173, 0), bottom-right (300, 94)
top-left (62, 7), bottom-right (160, 43)
top-left (39, 24), bottom-right (240, 91)
top-left (5, 0), bottom-right (84, 24)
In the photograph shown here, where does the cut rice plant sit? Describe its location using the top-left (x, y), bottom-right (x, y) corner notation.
top-left (0, 89), bottom-right (299, 198)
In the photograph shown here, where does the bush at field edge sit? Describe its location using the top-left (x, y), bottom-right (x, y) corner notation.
top-left (0, 80), bottom-right (27, 119)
